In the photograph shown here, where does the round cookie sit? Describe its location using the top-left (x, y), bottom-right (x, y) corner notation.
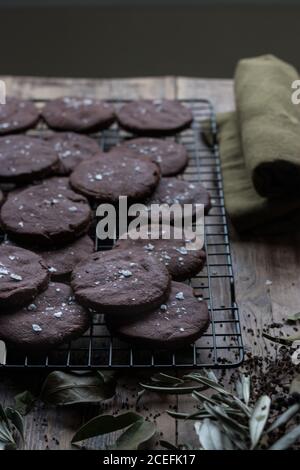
top-left (0, 97), bottom-right (39, 135)
top-left (116, 99), bottom-right (193, 136)
top-left (115, 226), bottom-right (206, 281)
top-left (115, 138), bottom-right (188, 176)
top-left (70, 151), bottom-right (160, 203)
top-left (106, 281), bottom-right (209, 350)
top-left (45, 132), bottom-right (101, 175)
top-left (0, 244), bottom-right (49, 310)
top-left (36, 235), bottom-right (95, 281)
top-left (0, 177), bottom-right (92, 247)
top-left (148, 177), bottom-right (211, 215)
top-left (0, 282), bottom-right (91, 352)
top-left (42, 97), bottom-right (115, 133)
top-left (0, 135), bottom-right (59, 184)
top-left (71, 248), bottom-right (171, 318)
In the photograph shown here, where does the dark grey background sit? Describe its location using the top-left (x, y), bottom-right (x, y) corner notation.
top-left (1, 1), bottom-right (299, 78)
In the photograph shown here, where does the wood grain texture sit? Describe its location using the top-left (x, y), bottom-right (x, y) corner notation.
top-left (0, 74), bottom-right (298, 450)
top-left (1, 75), bottom-right (176, 100)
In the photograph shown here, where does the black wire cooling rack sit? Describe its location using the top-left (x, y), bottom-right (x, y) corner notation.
top-left (0, 99), bottom-right (244, 370)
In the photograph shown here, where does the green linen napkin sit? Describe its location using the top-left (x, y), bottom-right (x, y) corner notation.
top-left (202, 112), bottom-right (300, 234)
top-left (235, 54), bottom-right (300, 198)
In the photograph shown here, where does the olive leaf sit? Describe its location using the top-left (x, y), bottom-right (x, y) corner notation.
top-left (236, 374), bottom-right (250, 406)
top-left (195, 419), bottom-right (234, 450)
top-left (184, 373), bottom-right (232, 397)
top-left (290, 375), bottom-right (300, 395)
top-left (241, 375), bottom-right (251, 406)
top-left (72, 411), bottom-right (156, 450)
top-left (0, 404), bottom-right (9, 426)
top-left (14, 391), bottom-right (36, 416)
top-left (267, 403), bottom-right (300, 433)
top-left (262, 333), bottom-right (291, 346)
top-left (167, 410), bottom-right (212, 420)
top-left (287, 312), bottom-right (300, 323)
top-left (150, 372), bottom-right (184, 386)
top-left (269, 424), bottom-right (300, 450)
top-left (5, 408), bottom-right (24, 442)
top-left (263, 332), bottom-right (300, 345)
top-left (0, 340), bottom-right (6, 366)
top-left (249, 395), bottom-right (271, 449)
top-left (0, 404), bottom-right (15, 449)
top-left (0, 421), bottom-right (15, 450)
top-left (220, 423), bottom-right (248, 450)
top-left (211, 391), bottom-right (251, 417)
top-left (202, 369), bottom-right (219, 384)
top-left (112, 419), bottom-right (156, 450)
top-left (192, 390), bottom-right (219, 406)
top-left (0, 404), bottom-right (24, 450)
top-left (72, 412), bottom-right (141, 443)
top-left (232, 396), bottom-right (252, 418)
top-left (41, 370), bottom-right (116, 405)
top-left (136, 389), bottom-right (145, 405)
top-left (140, 383), bottom-right (206, 395)
top-left (203, 403), bottom-right (249, 437)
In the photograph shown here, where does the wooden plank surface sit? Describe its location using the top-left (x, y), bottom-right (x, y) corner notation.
top-left (1, 75), bottom-right (176, 100)
top-left (1, 74), bottom-right (299, 450)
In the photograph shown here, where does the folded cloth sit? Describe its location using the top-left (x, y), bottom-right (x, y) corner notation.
top-left (202, 112), bottom-right (300, 234)
top-left (235, 55), bottom-right (300, 198)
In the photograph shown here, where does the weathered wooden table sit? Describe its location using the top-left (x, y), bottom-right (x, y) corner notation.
top-left (0, 75), bottom-right (299, 450)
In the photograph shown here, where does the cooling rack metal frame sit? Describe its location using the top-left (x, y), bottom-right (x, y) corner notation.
top-left (0, 98), bottom-right (244, 370)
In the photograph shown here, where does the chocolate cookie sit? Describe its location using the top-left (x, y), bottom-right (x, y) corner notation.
top-left (0, 135), bottom-right (59, 184)
top-left (0, 177), bottom-right (92, 246)
top-left (106, 281), bottom-right (209, 350)
top-left (0, 97), bottom-right (39, 135)
top-left (116, 100), bottom-right (193, 136)
top-left (148, 177), bottom-right (211, 215)
top-left (115, 226), bottom-right (206, 281)
top-left (0, 282), bottom-right (91, 352)
top-left (70, 151), bottom-right (160, 203)
top-left (45, 132), bottom-right (101, 175)
top-left (71, 248), bottom-right (171, 318)
top-left (115, 138), bottom-right (188, 176)
top-left (0, 244), bottom-right (49, 310)
top-left (42, 97), bottom-right (115, 132)
top-left (36, 235), bottom-right (95, 282)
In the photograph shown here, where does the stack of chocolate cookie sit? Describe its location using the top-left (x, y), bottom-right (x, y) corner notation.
top-left (0, 244), bottom-right (91, 351)
top-left (70, 231), bottom-right (209, 350)
top-left (0, 96), bottom-right (210, 353)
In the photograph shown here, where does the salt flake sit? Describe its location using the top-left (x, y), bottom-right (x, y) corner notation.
top-left (176, 292), bottom-right (185, 300)
top-left (32, 324), bottom-right (42, 332)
